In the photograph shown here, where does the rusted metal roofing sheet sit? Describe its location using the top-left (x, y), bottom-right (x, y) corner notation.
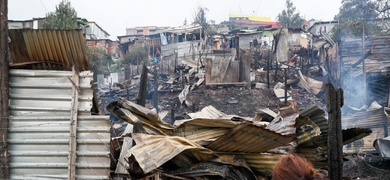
top-left (130, 133), bottom-right (217, 174)
top-left (342, 107), bottom-right (389, 152)
top-left (173, 118), bottom-right (238, 145)
top-left (266, 101), bottom-right (299, 136)
top-left (187, 105), bottom-right (231, 119)
top-left (296, 116), bottom-right (321, 145)
top-left (8, 69), bottom-right (110, 179)
top-left (206, 123), bottom-right (295, 153)
top-left (243, 153), bottom-right (286, 176)
top-left (340, 37), bottom-right (372, 58)
top-left (8, 29), bottom-right (89, 71)
top-left (299, 105), bottom-right (328, 135)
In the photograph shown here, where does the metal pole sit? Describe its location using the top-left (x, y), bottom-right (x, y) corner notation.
top-left (0, 0), bottom-right (10, 178)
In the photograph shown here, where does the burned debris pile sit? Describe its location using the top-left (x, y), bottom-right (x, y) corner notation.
top-left (92, 25), bottom-right (390, 179)
top-left (107, 99), bottom-right (372, 179)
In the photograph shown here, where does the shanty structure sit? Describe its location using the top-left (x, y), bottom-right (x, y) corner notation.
top-left (6, 29), bottom-right (110, 179)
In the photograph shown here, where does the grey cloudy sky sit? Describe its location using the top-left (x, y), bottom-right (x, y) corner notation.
top-left (9, 0), bottom-right (342, 40)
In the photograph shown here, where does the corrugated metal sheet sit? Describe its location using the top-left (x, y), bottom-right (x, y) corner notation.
top-left (173, 118), bottom-right (238, 145)
top-left (187, 105), bottom-right (233, 119)
top-left (8, 69), bottom-right (110, 179)
top-left (299, 105), bottom-right (328, 135)
top-left (8, 29), bottom-right (89, 71)
top-left (266, 101), bottom-right (299, 136)
top-left (243, 153), bottom-right (286, 176)
top-left (340, 37), bottom-right (372, 58)
top-left (206, 123), bottom-right (295, 153)
top-left (342, 107), bottom-right (389, 152)
top-left (130, 133), bottom-right (217, 174)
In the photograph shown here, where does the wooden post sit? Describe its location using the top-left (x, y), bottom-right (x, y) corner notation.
top-left (0, 0), bottom-right (10, 178)
top-left (68, 66), bottom-right (80, 180)
top-left (137, 64), bottom-right (148, 106)
top-left (236, 36), bottom-right (240, 60)
top-left (274, 60), bottom-right (278, 83)
top-left (153, 64), bottom-right (159, 113)
top-left (267, 51), bottom-right (270, 89)
top-left (284, 68), bottom-right (288, 104)
top-left (170, 106), bottom-right (175, 125)
top-left (326, 83), bottom-right (344, 180)
top-left (241, 53), bottom-right (251, 88)
top-left (205, 58), bottom-right (212, 84)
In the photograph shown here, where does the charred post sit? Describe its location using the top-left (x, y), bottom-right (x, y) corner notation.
top-left (137, 64), bottom-right (148, 107)
top-left (326, 83), bottom-right (344, 180)
top-left (0, 0), bottom-right (9, 178)
top-left (274, 60), bottom-right (278, 83)
top-left (236, 36), bottom-right (240, 61)
top-left (153, 64), bottom-right (159, 113)
top-left (284, 68), bottom-right (287, 104)
top-left (267, 51), bottom-right (270, 89)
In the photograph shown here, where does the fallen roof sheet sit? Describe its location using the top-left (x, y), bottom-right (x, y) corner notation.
top-left (130, 133), bottom-right (217, 174)
top-left (296, 116), bottom-right (321, 145)
top-left (374, 136), bottom-right (390, 159)
top-left (342, 128), bottom-right (373, 145)
top-left (266, 101), bottom-right (299, 135)
top-left (299, 105), bottom-right (328, 135)
top-left (206, 122), bottom-right (295, 153)
top-left (8, 29), bottom-right (89, 71)
top-left (107, 99), bottom-right (174, 135)
top-left (298, 70), bottom-right (323, 95)
top-left (173, 118), bottom-right (238, 145)
top-left (187, 105), bottom-right (232, 119)
top-left (171, 154), bottom-right (257, 180)
top-left (243, 153), bottom-right (286, 177)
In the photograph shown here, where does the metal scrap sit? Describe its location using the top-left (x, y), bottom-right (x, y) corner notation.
top-left (108, 99), bottom-right (373, 179)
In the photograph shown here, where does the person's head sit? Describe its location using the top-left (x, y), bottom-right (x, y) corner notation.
top-left (272, 155), bottom-right (324, 180)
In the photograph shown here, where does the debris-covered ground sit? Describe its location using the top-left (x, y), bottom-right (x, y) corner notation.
top-left (96, 73), bottom-right (390, 180)
top-left (95, 44), bottom-right (390, 179)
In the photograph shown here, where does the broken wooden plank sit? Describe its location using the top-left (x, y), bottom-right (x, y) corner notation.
top-left (68, 66), bottom-right (79, 180)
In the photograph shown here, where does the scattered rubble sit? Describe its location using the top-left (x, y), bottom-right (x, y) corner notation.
top-left (106, 98), bottom-right (374, 179)
top-left (93, 27), bottom-right (390, 179)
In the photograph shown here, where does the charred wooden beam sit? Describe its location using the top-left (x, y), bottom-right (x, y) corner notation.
top-left (267, 50), bottom-right (270, 88)
top-left (153, 64), bottom-right (159, 113)
top-left (326, 83), bottom-right (344, 180)
top-left (137, 64), bottom-right (148, 106)
top-left (352, 50), bottom-right (371, 68)
top-left (0, 0), bottom-right (10, 178)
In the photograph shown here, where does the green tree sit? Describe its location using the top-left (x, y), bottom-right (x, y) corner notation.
top-left (333, 0), bottom-right (382, 41)
top-left (42, 0), bottom-right (78, 29)
top-left (123, 44), bottom-right (149, 66)
top-left (277, 0), bottom-right (304, 29)
top-left (88, 48), bottom-right (115, 74)
top-left (194, 7), bottom-right (208, 30)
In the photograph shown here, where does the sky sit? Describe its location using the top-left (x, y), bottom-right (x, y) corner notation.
top-left (8, 0), bottom-right (342, 40)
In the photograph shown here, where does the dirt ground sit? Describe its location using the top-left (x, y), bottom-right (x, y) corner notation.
top-left (343, 156), bottom-right (390, 180)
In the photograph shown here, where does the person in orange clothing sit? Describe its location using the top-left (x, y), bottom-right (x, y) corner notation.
top-left (272, 154), bottom-right (324, 180)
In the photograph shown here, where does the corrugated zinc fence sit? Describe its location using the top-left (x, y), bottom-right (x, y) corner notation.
top-left (8, 69), bottom-right (110, 179)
